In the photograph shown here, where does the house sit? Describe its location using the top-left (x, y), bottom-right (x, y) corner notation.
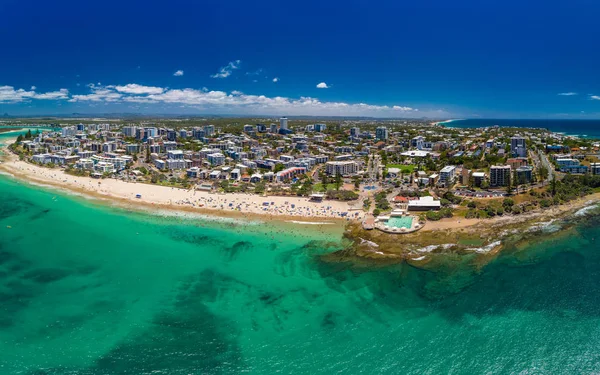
top-left (276, 167), bottom-right (306, 182)
top-left (187, 167), bottom-right (200, 178)
top-left (472, 172), bottom-right (486, 187)
top-left (199, 169), bottom-right (210, 179)
top-left (32, 153), bottom-right (53, 164)
top-left (207, 153), bottom-right (225, 166)
top-left (515, 166), bottom-right (533, 184)
top-left (230, 168), bottom-right (241, 180)
top-left (507, 158), bottom-right (528, 169)
top-left (556, 158), bottom-right (588, 174)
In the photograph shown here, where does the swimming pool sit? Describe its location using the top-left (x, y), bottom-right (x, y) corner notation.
top-left (387, 216), bottom-right (413, 229)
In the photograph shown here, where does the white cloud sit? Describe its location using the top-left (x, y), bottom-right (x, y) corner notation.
top-left (0, 86), bottom-right (69, 102)
top-left (558, 92), bottom-right (578, 96)
top-left (83, 83), bottom-right (418, 116)
top-left (2, 81), bottom-right (431, 117)
top-left (33, 89), bottom-right (69, 100)
top-left (316, 82), bottom-right (329, 89)
top-left (590, 95), bottom-right (600, 101)
top-left (30, 86), bottom-right (36, 90)
top-left (69, 84), bottom-right (122, 102)
top-left (273, 77), bottom-right (279, 83)
top-left (211, 60), bottom-right (241, 78)
top-left (393, 105), bottom-right (416, 111)
top-left (112, 84), bottom-right (165, 95)
top-left (173, 70), bottom-right (184, 77)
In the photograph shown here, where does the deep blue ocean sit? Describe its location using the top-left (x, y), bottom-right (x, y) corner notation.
top-left (443, 119), bottom-right (600, 139)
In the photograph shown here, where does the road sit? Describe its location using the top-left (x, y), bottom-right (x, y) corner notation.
top-left (536, 150), bottom-right (555, 182)
top-left (366, 153), bottom-right (382, 182)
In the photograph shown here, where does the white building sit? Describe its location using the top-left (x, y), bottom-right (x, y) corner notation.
top-left (472, 172), bottom-right (486, 187)
top-left (76, 158), bottom-right (94, 170)
top-left (325, 161), bottom-right (358, 176)
top-left (439, 166), bottom-right (456, 185)
top-left (280, 117), bottom-right (288, 130)
top-left (94, 162), bottom-right (115, 174)
top-left (187, 167), bottom-right (200, 178)
top-left (408, 196), bottom-right (441, 211)
top-left (207, 153), bottom-right (225, 166)
top-left (166, 159), bottom-right (186, 170)
top-left (167, 150), bottom-right (184, 159)
top-left (122, 126), bottom-right (137, 137)
top-left (32, 153), bottom-right (53, 164)
top-left (203, 125), bottom-right (215, 137)
top-left (230, 168), bottom-right (241, 180)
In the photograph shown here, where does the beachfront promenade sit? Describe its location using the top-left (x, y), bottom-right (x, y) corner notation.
top-left (0, 153), bottom-right (363, 221)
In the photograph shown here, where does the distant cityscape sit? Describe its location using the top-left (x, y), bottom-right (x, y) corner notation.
top-left (5, 116), bottom-right (600, 229)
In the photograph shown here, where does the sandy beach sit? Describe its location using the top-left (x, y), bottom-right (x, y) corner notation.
top-left (1, 137), bottom-right (597, 232)
top-left (0, 143), bottom-right (363, 223)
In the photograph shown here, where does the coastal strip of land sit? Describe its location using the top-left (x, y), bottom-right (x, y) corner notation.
top-left (0, 139), bottom-right (359, 224)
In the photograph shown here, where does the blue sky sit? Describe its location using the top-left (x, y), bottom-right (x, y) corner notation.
top-left (1, 0), bottom-right (600, 118)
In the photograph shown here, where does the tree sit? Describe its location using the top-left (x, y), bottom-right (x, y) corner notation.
top-left (16, 134), bottom-right (23, 143)
top-left (145, 145), bottom-right (150, 163)
top-left (334, 172), bottom-right (342, 191)
top-left (538, 165), bottom-right (549, 181)
top-left (513, 170), bottom-right (520, 195)
top-left (320, 170), bottom-right (328, 185)
top-left (506, 172), bottom-right (514, 195)
top-left (550, 176), bottom-right (557, 197)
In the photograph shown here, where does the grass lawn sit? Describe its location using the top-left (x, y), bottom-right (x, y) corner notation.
top-left (386, 164), bottom-right (416, 172)
top-left (313, 183), bottom-right (339, 192)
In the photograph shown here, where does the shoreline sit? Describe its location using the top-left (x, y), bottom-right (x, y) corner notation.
top-left (336, 192), bottom-right (600, 265)
top-left (0, 138), bottom-right (357, 229)
top-left (2, 137), bottom-right (599, 250)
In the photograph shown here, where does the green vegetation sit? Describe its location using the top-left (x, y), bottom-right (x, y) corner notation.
top-left (385, 164), bottom-right (416, 173)
top-left (425, 208), bottom-right (453, 221)
top-left (374, 191), bottom-right (391, 211)
top-left (547, 174), bottom-right (600, 203)
top-left (326, 190), bottom-right (358, 201)
top-left (313, 183), bottom-right (338, 192)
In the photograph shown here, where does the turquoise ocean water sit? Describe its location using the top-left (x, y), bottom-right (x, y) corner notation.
top-left (2, 129), bottom-right (600, 374)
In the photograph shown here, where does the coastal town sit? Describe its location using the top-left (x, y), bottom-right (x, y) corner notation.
top-left (3, 117), bottom-right (600, 234)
